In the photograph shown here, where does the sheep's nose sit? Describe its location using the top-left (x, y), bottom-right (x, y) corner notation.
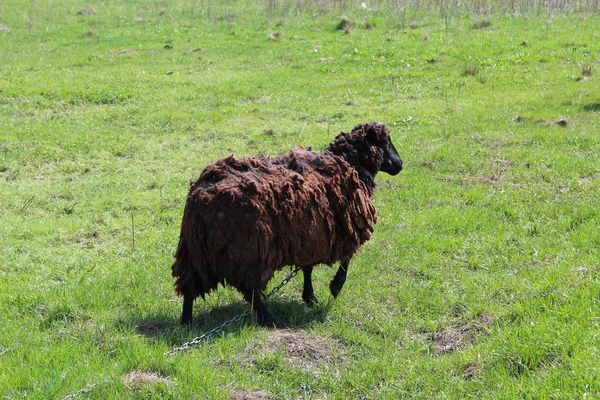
top-left (382, 158), bottom-right (402, 175)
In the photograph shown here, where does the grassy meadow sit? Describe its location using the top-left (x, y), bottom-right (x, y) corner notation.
top-left (1, 0), bottom-right (600, 398)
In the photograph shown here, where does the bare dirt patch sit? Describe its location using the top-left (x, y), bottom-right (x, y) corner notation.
top-left (431, 313), bottom-right (492, 354)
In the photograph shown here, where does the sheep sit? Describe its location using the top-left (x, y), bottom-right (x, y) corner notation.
top-left (172, 122), bottom-right (402, 326)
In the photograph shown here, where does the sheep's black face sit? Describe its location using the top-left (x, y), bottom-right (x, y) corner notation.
top-left (366, 124), bottom-right (403, 176)
top-left (379, 136), bottom-right (403, 175)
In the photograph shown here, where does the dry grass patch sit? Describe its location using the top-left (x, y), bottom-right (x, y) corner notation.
top-left (267, 31), bottom-right (283, 40)
top-left (579, 171), bottom-right (600, 184)
top-left (337, 16), bottom-right (355, 34)
top-left (473, 172), bottom-right (504, 185)
top-left (463, 66), bottom-right (480, 76)
top-left (230, 387), bottom-right (274, 400)
top-left (514, 115), bottom-right (527, 123)
top-left (268, 331), bottom-right (335, 362)
top-left (116, 49), bottom-right (140, 56)
top-left (77, 319), bottom-right (98, 333)
top-left (473, 18), bottom-right (492, 29)
top-left (580, 65), bottom-right (593, 76)
top-left (554, 117), bottom-right (569, 127)
top-left (364, 20), bottom-right (376, 30)
top-left (441, 171), bottom-right (505, 186)
top-left (123, 370), bottom-right (174, 390)
top-left (244, 330), bottom-right (345, 373)
top-left (76, 7), bottom-right (97, 16)
top-left (430, 314), bottom-right (492, 354)
top-left (462, 362), bottom-right (482, 379)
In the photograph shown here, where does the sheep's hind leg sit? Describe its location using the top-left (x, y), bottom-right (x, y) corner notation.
top-left (181, 291), bottom-right (194, 326)
top-left (330, 259), bottom-right (350, 298)
top-left (243, 289), bottom-right (277, 328)
top-left (302, 266), bottom-right (318, 306)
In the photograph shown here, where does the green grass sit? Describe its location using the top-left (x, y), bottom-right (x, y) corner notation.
top-left (1, 0), bottom-right (600, 398)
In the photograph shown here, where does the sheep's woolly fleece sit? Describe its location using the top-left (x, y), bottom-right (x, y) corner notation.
top-left (173, 146), bottom-right (377, 298)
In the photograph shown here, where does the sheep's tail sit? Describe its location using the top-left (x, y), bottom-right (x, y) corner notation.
top-left (171, 206), bottom-right (216, 300)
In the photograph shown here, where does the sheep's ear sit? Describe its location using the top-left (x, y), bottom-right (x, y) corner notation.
top-left (366, 127), bottom-right (379, 144)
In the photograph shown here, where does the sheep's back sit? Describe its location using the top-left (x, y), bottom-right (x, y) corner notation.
top-left (181, 149), bottom-right (376, 292)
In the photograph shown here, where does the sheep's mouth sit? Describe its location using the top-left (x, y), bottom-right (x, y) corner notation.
top-left (381, 159), bottom-right (403, 175)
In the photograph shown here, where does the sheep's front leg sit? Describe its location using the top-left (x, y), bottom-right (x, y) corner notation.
top-left (243, 289), bottom-right (276, 328)
top-left (330, 259), bottom-right (350, 298)
top-left (302, 266), bottom-right (318, 306)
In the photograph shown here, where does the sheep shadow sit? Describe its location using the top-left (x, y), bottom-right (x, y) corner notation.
top-left (582, 102), bottom-right (600, 112)
top-left (131, 298), bottom-right (333, 346)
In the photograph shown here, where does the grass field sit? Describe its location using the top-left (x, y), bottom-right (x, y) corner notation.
top-left (1, 0), bottom-right (600, 398)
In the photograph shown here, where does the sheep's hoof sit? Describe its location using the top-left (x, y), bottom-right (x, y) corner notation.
top-left (302, 293), bottom-right (319, 307)
top-left (256, 311), bottom-right (279, 329)
top-left (258, 317), bottom-right (279, 329)
top-left (330, 281), bottom-right (343, 298)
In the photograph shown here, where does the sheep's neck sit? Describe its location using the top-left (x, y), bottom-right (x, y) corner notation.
top-left (325, 137), bottom-right (380, 194)
top-left (347, 160), bottom-right (377, 193)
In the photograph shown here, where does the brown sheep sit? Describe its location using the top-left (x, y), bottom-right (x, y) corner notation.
top-left (172, 122), bottom-right (402, 326)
